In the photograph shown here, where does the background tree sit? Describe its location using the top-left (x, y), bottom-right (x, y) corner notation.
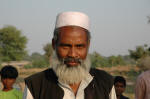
top-left (0, 25), bottom-right (27, 61)
top-left (24, 52), bottom-right (49, 68)
top-left (31, 52), bottom-right (49, 68)
top-left (43, 43), bottom-right (53, 60)
top-left (90, 52), bottom-right (127, 67)
top-left (115, 55), bottom-right (126, 65)
top-left (122, 55), bottom-right (136, 65)
top-left (108, 56), bottom-right (116, 66)
top-left (108, 55), bottom-right (126, 66)
top-left (128, 44), bottom-right (150, 61)
top-left (30, 52), bottom-right (44, 60)
top-left (90, 52), bottom-right (109, 67)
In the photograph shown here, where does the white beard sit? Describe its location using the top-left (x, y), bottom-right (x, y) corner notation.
top-left (51, 52), bottom-right (91, 84)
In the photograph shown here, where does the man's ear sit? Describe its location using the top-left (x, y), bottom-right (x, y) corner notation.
top-left (52, 38), bottom-right (56, 50)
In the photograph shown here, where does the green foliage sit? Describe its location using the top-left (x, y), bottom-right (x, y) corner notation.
top-left (32, 58), bottom-right (49, 68)
top-left (108, 55), bottom-right (126, 66)
top-left (24, 64), bottom-right (33, 69)
top-left (90, 52), bottom-right (127, 67)
top-left (0, 62), bottom-right (2, 69)
top-left (129, 44), bottom-right (150, 61)
top-left (122, 55), bottom-right (136, 65)
top-left (24, 52), bottom-right (50, 68)
top-left (90, 52), bottom-right (109, 67)
top-left (43, 43), bottom-right (53, 60)
top-left (23, 54), bottom-right (31, 61)
top-left (0, 25), bottom-right (27, 62)
top-left (24, 59), bottom-right (49, 69)
top-left (0, 58), bottom-right (2, 69)
top-left (30, 52), bottom-right (44, 60)
top-left (126, 69), bottom-right (141, 79)
top-left (125, 85), bottom-right (135, 94)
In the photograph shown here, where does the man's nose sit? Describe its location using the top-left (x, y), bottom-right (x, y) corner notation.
top-left (68, 47), bottom-right (77, 58)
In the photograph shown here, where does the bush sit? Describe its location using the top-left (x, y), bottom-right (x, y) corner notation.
top-left (32, 59), bottom-right (49, 68)
top-left (24, 64), bottom-right (33, 69)
top-left (126, 69), bottom-right (141, 81)
top-left (90, 52), bottom-right (110, 67)
top-left (0, 60), bottom-right (2, 69)
top-left (108, 55), bottom-right (126, 66)
top-left (24, 58), bottom-right (49, 69)
top-left (125, 85), bottom-right (135, 94)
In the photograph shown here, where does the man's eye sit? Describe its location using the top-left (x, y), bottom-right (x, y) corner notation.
top-left (60, 45), bottom-right (70, 49)
top-left (77, 45), bottom-right (84, 48)
top-left (62, 46), bottom-right (69, 49)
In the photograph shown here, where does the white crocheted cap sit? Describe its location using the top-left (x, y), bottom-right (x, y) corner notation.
top-left (55, 11), bottom-right (90, 31)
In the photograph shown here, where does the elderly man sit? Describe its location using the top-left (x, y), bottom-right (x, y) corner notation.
top-left (23, 11), bottom-right (116, 99)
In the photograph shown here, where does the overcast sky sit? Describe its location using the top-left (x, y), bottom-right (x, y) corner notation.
top-left (0, 0), bottom-right (150, 56)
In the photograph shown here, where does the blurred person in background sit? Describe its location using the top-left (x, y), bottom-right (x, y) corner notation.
top-left (0, 65), bottom-right (23, 99)
top-left (114, 76), bottom-right (129, 99)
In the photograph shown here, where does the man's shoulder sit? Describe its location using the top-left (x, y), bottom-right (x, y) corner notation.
top-left (90, 68), bottom-right (113, 78)
top-left (89, 68), bottom-right (113, 84)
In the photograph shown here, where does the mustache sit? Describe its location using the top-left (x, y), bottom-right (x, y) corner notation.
top-left (62, 57), bottom-right (82, 64)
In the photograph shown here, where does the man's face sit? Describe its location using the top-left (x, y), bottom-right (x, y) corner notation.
top-left (1, 78), bottom-right (16, 90)
top-left (53, 26), bottom-right (90, 67)
top-left (114, 82), bottom-right (125, 96)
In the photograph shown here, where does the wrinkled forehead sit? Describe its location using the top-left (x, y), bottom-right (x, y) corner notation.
top-left (57, 26), bottom-right (88, 40)
top-left (57, 26), bottom-right (88, 33)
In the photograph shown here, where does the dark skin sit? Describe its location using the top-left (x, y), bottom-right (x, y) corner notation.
top-left (52, 26), bottom-right (90, 95)
top-left (1, 78), bottom-right (16, 91)
top-left (114, 82), bottom-right (126, 99)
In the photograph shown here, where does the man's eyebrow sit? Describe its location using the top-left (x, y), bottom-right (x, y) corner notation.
top-left (76, 44), bottom-right (85, 46)
top-left (59, 43), bottom-right (71, 46)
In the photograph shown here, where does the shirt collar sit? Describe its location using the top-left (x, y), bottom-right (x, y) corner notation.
top-left (58, 72), bottom-right (93, 90)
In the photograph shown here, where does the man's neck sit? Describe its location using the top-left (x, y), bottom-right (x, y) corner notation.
top-left (69, 82), bottom-right (81, 96)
